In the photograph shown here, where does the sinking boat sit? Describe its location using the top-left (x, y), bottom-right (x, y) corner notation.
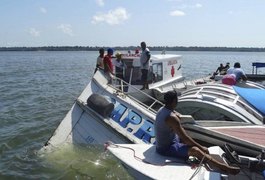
top-left (44, 54), bottom-right (184, 148)
top-left (44, 54), bottom-right (265, 178)
top-left (44, 63), bottom-right (265, 154)
top-left (106, 143), bottom-right (265, 180)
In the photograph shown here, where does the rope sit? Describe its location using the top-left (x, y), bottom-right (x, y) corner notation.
top-left (188, 154), bottom-right (206, 180)
top-left (104, 141), bottom-right (165, 166)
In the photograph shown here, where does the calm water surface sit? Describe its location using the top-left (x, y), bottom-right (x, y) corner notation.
top-left (0, 51), bottom-right (265, 179)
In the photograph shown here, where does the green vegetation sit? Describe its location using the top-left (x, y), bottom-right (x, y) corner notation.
top-left (1, 46), bottom-right (265, 52)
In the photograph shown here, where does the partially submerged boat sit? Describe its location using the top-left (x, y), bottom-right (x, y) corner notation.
top-left (44, 62), bottom-right (265, 150)
top-left (106, 143), bottom-right (265, 180)
top-left (44, 54), bottom-right (185, 148)
top-left (44, 54), bottom-right (265, 178)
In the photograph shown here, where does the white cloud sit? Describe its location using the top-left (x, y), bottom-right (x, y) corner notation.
top-left (57, 24), bottom-right (74, 36)
top-left (40, 7), bottom-right (47, 14)
top-left (170, 10), bottom-right (185, 16)
top-left (177, 3), bottom-right (203, 9)
top-left (96, 0), bottom-right (104, 6)
top-left (29, 28), bottom-right (40, 37)
top-left (91, 7), bottom-right (130, 25)
top-left (195, 3), bottom-right (202, 8)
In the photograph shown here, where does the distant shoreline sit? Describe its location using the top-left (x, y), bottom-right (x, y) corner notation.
top-left (1, 46), bottom-right (265, 52)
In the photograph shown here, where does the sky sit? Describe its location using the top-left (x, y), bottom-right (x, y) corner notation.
top-left (1, 0), bottom-right (265, 48)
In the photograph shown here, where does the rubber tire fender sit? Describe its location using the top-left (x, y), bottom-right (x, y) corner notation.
top-left (87, 94), bottom-right (114, 118)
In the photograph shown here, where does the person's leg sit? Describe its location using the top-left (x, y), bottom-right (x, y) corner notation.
top-left (142, 69), bottom-right (149, 89)
top-left (105, 72), bottom-right (112, 84)
top-left (156, 143), bottom-right (189, 160)
top-left (141, 69), bottom-right (147, 90)
top-left (188, 147), bottom-right (240, 175)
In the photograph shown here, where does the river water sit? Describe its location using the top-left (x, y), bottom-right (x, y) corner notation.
top-left (0, 51), bottom-right (265, 179)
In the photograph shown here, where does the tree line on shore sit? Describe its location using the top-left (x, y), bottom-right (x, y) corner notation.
top-left (1, 46), bottom-right (265, 52)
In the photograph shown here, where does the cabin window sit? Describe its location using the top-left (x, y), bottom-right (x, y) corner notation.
top-left (176, 107), bottom-right (243, 122)
top-left (152, 63), bottom-right (163, 83)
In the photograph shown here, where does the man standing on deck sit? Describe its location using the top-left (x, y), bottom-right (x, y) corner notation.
top-left (140, 41), bottom-right (151, 90)
top-left (94, 48), bottom-right (105, 74)
top-left (154, 90), bottom-right (240, 175)
top-left (103, 48), bottom-right (114, 84)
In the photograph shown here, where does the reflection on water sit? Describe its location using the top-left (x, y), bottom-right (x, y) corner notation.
top-left (40, 143), bottom-right (132, 179)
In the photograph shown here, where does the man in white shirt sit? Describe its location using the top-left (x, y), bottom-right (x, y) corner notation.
top-left (140, 41), bottom-right (151, 90)
top-left (227, 62), bottom-right (247, 81)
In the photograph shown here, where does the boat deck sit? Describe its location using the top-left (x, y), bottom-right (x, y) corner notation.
top-left (209, 126), bottom-right (265, 148)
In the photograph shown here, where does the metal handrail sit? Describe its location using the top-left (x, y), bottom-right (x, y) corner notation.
top-left (111, 75), bottom-right (164, 112)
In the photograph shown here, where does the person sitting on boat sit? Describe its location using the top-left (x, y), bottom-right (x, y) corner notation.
top-left (222, 62), bottom-right (247, 85)
top-left (140, 41), bottom-right (151, 90)
top-left (154, 90), bottom-right (240, 175)
top-left (210, 63), bottom-right (226, 79)
top-left (216, 63), bottom-right (226, 75)
top-left (103, 48), bottom-right (114, 84)
top-left (114, 52), bottom-right (127, 88)
top-left (223, 62), bottom-right (230, 73)
top-left (94, 48), bottom-right (105, 73)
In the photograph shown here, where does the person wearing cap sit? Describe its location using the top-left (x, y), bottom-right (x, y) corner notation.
top-left (104, 48), bottom-right (114, 84)
top-left (140, 41), bottom-right (151, 90)
top-left (94, 48), bottom-right (105, 74)
top-left (154, 90), bottom-right (240, 175)
top-left (113, 52), bottom-right (127, 88)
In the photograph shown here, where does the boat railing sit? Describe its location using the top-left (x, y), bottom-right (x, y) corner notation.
top-left (170, 75), bottom-right (214, 91)
top-left (111, 76), bottom-right (164, 113)
top-left (181, 84), bottom-right (236, 97)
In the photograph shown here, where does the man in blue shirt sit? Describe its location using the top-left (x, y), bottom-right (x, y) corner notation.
top-left (154, 90), bottom-right (240, 175)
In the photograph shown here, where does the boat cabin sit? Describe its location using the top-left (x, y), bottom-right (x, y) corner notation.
top-left (112, 54), bottom-right (183, 92)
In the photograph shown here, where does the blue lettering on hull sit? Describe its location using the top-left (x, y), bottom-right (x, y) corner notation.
top-left (110, 98), bottom-right (155, 144)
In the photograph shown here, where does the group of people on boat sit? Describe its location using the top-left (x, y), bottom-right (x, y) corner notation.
top-left (95, 41), bottom-right (151, 90)
top-left (211, 61), bottom-right (248, 85)
top-left (210, 62), bottom-right (230, 79)
top-left (215, 62), bottom-right (230, 75)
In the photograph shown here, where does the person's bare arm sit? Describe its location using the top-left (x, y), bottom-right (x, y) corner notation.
top-left (242, 74), bottom-right (247, 81)
top-left (165, 114), bottom-right (208, 153)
